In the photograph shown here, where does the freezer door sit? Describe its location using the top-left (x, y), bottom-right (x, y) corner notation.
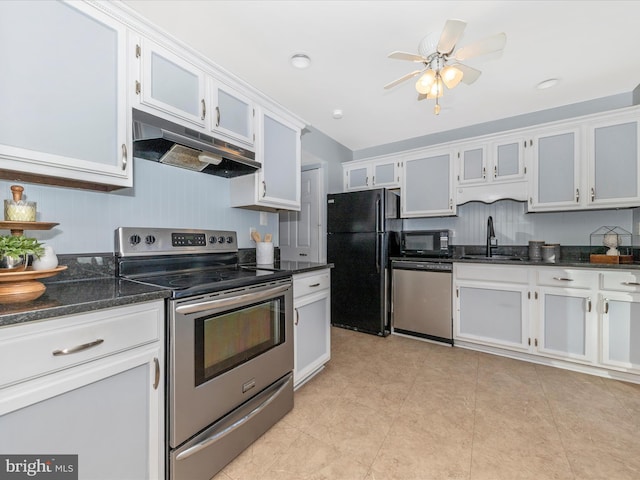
top-left (327, 189), bottom-right (384, 233)
top-left (327, 232), bottom-right (388, 335)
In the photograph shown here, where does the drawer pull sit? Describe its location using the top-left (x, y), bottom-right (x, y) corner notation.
top-left (552, 277), bottom-right (574, 282)
top-left (308, 283), bottom-right (321, 288)
top-left (621, 281), bottom-right (640, 286)
top-left (294, 308), bottom-right (299, 326)
top-left (52, 338), bottom-right (104, 356)
top-left (153, 357), bottom-right (160, 390)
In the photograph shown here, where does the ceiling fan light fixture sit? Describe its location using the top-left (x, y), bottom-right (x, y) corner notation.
top-left (290, 53), bottom-right (311, 69)
top-left (425, 77), bottom-right (444, 99)
top-left (415, 70), bottom-right (436, 94)
top-left (441, 65), bottom-right (464, 89)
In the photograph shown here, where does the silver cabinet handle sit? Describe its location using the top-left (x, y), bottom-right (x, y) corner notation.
top-left (493, 165), bottom-right (497, 178)
top-left (294, 308), bottom-right (299, 325)
top-left (52, 338), bottom-right (104, 356)
top-left (262, 180), bottom-right (267, 198)
top-left (591, 187), bottom-right (595, 202)
top-left (201, 99), bottom-right (206, 120)
top-left (604, 298), bottom-right (609, 314)
top-left (153, 357), bottom-right (160, 390)
top-left (215, 106), bottom-right (221, 127)
top-left (121, 144), bottom-right (127, 171)
top-left (308, 283), bottom-right (320, 288)
top-left (576, 188), bottom-right (580, 203)
top-left (553, 277), bottom-right (574, 282)
top-left (587, 297), bottom-right (592, 313)
top-left (621, 281), bottom-right (640, 286)
top-left (365, 176), bottom-right (369, 186)
top-left (482, 167), bottom-right (486, 179)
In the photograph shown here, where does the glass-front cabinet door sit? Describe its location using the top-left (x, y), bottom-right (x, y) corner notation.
top-left (344, 164), bottom-right (370, 191)
top-left (209, 80), bottom-right (255, 147)
top-left (492, 135), bottom-right (526, 182)
top-left (0, 0), bottom-right (131, 188)
top-left (139, 39), bottom-right (207, 127)
top-left (457, 145), bottom-right (486, 184)
top-left (600, 292), bottom-right (640, 373)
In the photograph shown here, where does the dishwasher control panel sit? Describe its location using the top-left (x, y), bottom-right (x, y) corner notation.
top-left (391, 260), bottom-right (453, 272)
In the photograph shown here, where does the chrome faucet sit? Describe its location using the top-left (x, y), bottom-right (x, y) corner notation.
top-left (486, 216), bottom-right (498, 257)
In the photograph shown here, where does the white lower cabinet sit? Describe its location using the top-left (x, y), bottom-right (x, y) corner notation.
top-left (0, 301), bottom-right (164, 479)
top-left (599, 271), bottom-right (640, 373)
top-left (455, 264), bottom-right (529, 352)
top-left (293, 269), bottom-right (331, 388)
top-left (454, 264), bottom-right (609, 372)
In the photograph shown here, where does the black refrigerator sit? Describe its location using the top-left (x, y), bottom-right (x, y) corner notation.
top-left (327, 189), bottom-right (400, 336)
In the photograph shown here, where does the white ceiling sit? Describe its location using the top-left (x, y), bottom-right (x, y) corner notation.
top-left (122, 0), bottom-right (640, 152)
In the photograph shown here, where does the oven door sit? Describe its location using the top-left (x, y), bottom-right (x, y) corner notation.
top-left (169, 278), bottom-right (293, 449)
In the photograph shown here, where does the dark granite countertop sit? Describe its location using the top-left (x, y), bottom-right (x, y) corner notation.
top-left (248, 260), bottom-right (333, 274)
top-left (391, 255), bottom-right (640, 270)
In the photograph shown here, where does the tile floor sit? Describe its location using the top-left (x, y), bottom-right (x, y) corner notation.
top-left (214, 327), bottom-right (640, 480)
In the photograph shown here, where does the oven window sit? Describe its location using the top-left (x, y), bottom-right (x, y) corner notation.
top-left (194, 296), bottom-right (285, 386)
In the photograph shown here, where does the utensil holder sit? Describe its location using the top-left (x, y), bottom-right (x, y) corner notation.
top-left (256, 242), bottom-right (274, 265)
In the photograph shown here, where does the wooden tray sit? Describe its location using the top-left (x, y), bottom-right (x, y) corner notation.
top-left (0, 265), bottom-right (67, 281)
top-left (590, 254), bottom-right (634, 264)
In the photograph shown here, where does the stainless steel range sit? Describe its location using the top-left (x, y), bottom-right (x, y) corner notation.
top-left (115, 227), bottom-right (294, 480)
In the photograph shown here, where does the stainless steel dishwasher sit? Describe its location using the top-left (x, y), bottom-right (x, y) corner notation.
top-left (391, 260), bottom-right (453, 345)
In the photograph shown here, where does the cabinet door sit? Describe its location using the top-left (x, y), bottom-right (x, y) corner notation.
top-left (455, 282), bottom-right (528, 351)
top-left (294, 290), bottom-right (331, 388)
top-left (344, 164), bottom-right (371, 191)
top-left (600, 292), bottom-right (640, 372)
top-left (0, 346), bottom-right (163, 479)
top-left (210, 80), bottom-right (255, 146)
top-left (537, 288), bottom-right (595, 363)
top-left (140, 39), bottom-right (207, 127)
top-left (529, 129), bottom-right (581, 211)
top-left (401, 149), bottom-right (454, 217)
top-left (492, 136), bottom-right (527, 182)
top-left (372, 159), bottom-right (401, 188)
top-left (589, 118), bottom-right (640, 208)
top-left (457, 145), bottom-right (486, 184)
top-left (258, 109), bottom-right (301, 209)
top-left (0, 1), bottom-right (131, 189)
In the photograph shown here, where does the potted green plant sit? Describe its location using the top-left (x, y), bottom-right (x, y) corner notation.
top-left (0, 235), bottom-right (44, 270)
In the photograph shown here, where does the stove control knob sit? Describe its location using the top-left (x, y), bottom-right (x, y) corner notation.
top-left (129, 234), bottom-right (141, 246)
top-left (145, 235), bottom-right (156, 245)
top-left (209, 236), bottom-right (217, 244)
top-left (217, 236), bottom-right (225, 244)
top-left (226, 236), bottom-right (234, 244)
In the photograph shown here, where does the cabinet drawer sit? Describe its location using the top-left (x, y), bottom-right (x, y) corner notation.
top-left (454, 264), bottom-right (528, 284)
top-left (537, 268), bottom-right (597, 289)
top-left (0, 301), bottom-right (163, 388)
top-left (601, 271), bottom-right (640, 292)
top-left (293, 270), bottom-right (330, 299)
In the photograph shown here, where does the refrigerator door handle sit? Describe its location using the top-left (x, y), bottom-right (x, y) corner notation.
top-left (376, 236), bottom-right (380, 274)
top-left (375, 195), bottom-right (382, 233)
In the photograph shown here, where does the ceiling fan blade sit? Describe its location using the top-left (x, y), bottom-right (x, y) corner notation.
top-left (454, 63), bottom-right (482, 85)
top-left (454, 33), bottom-right (506, 61)
top-left (437, 19), bottom-right (467, 54)
top-left (388, 51), bottom-right (426, 62)
top-left (417, 93), bottom-right (427, 102)
top-left (384, 69), bottom-right (425, 90)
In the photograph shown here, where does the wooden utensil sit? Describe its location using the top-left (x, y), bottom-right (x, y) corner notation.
top-left (251, 230), bottom-right (262, 243)
top-left (264, 233), bottom-right (272, 242)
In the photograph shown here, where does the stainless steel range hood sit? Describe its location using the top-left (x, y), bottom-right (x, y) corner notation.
top-left (132, 109), bottom-right (260, 178)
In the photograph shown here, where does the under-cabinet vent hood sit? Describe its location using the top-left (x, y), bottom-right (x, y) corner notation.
top-left (132, 109), bottom-right (259, 178)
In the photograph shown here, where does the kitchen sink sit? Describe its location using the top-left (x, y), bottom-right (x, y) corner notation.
top-left (459, 254), bottom-right (525, 261)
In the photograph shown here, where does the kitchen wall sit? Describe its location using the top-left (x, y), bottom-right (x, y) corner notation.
top-left (404, 200), bottom-right (635, 247)
top-left (5, 159), bottom-right (278, 254)
top-left (301, 126), bottom-right (351, 194)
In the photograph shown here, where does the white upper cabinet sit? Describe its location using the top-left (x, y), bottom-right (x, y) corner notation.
top-left (343, 155), bottom-right (402, 191)
top-left (588, 111), bottom-right (640, 208)
top-left (401, 147), bottom-right (455, 217)
top-left (528, 127), bottom-right (581, 211)
top-left (230, 107), bottom-right (302, 211)
top-left (0, 0), bottom-right (131, 190)
top-left (529, 108), bottom-right (640, 212)
top-left (136, 38), bottom-right (207, 127)
top-left (455, 134), bottom-right (528, 204)
top-left (209, 80), bottom-right (255, 147)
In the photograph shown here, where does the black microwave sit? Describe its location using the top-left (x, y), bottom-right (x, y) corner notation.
top-left (400, 230), bottom-right (451, 257)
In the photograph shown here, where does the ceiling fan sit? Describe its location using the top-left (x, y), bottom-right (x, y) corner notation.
top-left (384, 19), bottom-right (506, 114)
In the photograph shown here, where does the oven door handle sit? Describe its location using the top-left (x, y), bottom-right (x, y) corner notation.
top-left (175, 284), bottom-right (290, 315)
top-left (174, 373), bottom-right (291, 461)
